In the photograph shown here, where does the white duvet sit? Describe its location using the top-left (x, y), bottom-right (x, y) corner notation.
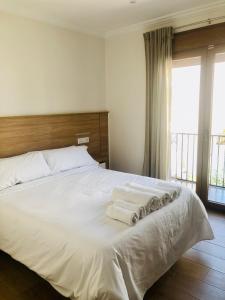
top-left (0, 166), bottom-right (213, 300)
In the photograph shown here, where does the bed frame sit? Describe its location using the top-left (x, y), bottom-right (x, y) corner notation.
top-left (0, 112), bottom-right (109, 165)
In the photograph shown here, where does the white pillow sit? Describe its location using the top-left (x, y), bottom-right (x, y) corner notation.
top-left (0, 152), bottom-right (51, 191)
top-left (42, 145), bottom-right (98, 174)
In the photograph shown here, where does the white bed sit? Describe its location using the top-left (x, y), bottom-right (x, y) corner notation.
top-left (0, 165), bottom-right (213, 300)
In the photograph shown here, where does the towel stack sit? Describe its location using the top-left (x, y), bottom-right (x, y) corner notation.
top-left (106, 181), bottom-right (181, 226)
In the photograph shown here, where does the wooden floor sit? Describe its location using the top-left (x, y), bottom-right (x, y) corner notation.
top-left (0, 210), bottom-right (225, 300)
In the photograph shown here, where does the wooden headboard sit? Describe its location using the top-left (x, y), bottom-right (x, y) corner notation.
top-left (0, 112), bottom-right (109, 165)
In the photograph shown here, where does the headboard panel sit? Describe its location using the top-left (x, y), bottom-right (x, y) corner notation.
top-left (0, 112), bottom-right (108, 164)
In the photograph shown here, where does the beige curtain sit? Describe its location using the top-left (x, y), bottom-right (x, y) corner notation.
top-left (143, 27), bottom-right (173, 180)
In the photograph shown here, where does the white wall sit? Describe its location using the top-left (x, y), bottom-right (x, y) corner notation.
top-left (106, 32), bottom-right (146, 175)
top-left (0, 12), bottom-right (106, 116)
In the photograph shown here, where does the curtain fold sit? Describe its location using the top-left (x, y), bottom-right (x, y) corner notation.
top-left (143, 27), bottom-right (173, 180)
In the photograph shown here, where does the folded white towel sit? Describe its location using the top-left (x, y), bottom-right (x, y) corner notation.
top-left (106, 204), bottom-right (139, 226)
top-left (114, 198), bottom-right (146, 219)
top-left (126, 182), bottom-right (171, 205)
top-left (156, 183), bottom-right (181, 200)
top-left (112, 186), bottom-right (161, 213)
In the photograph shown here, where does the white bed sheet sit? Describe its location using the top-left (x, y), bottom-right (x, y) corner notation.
top-left (0, 166), bottom-right (214, 300)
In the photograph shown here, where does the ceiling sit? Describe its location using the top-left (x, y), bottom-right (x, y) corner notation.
top-left (0, 0), bottom-right (223, 36)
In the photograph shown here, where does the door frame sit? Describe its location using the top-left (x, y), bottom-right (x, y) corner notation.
top-left (173, 45), bottom-right (225, 211)
top-left (199, 44), bottom-right (225, 211)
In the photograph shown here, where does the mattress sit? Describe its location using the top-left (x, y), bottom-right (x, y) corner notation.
top-left (0, 165), bottom-right (214, 300)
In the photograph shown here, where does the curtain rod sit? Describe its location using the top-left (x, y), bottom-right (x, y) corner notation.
top-left (174, 16), bottom-right (225, 31)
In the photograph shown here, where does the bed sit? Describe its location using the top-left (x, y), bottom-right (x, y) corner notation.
top-left (0, 164), bottom-right (213, 300)
top-left (0, 113), bottom-right (213, 300)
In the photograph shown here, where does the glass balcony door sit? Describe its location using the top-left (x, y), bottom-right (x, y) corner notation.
top-left (171, 46), bottom-right (225, 210)
top-left (207, 46), bottom-right (225, 207)
top-left (171, 55), bottom-right (202, 190)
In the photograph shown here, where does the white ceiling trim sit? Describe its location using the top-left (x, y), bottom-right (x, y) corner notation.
top-left (105, 0), bottom-right (225, 38)
top-left (0, 1), bottom-right (225, 38)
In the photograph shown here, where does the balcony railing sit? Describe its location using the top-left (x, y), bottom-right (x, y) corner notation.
top-left (171, 133), bottom-right (225, 187)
